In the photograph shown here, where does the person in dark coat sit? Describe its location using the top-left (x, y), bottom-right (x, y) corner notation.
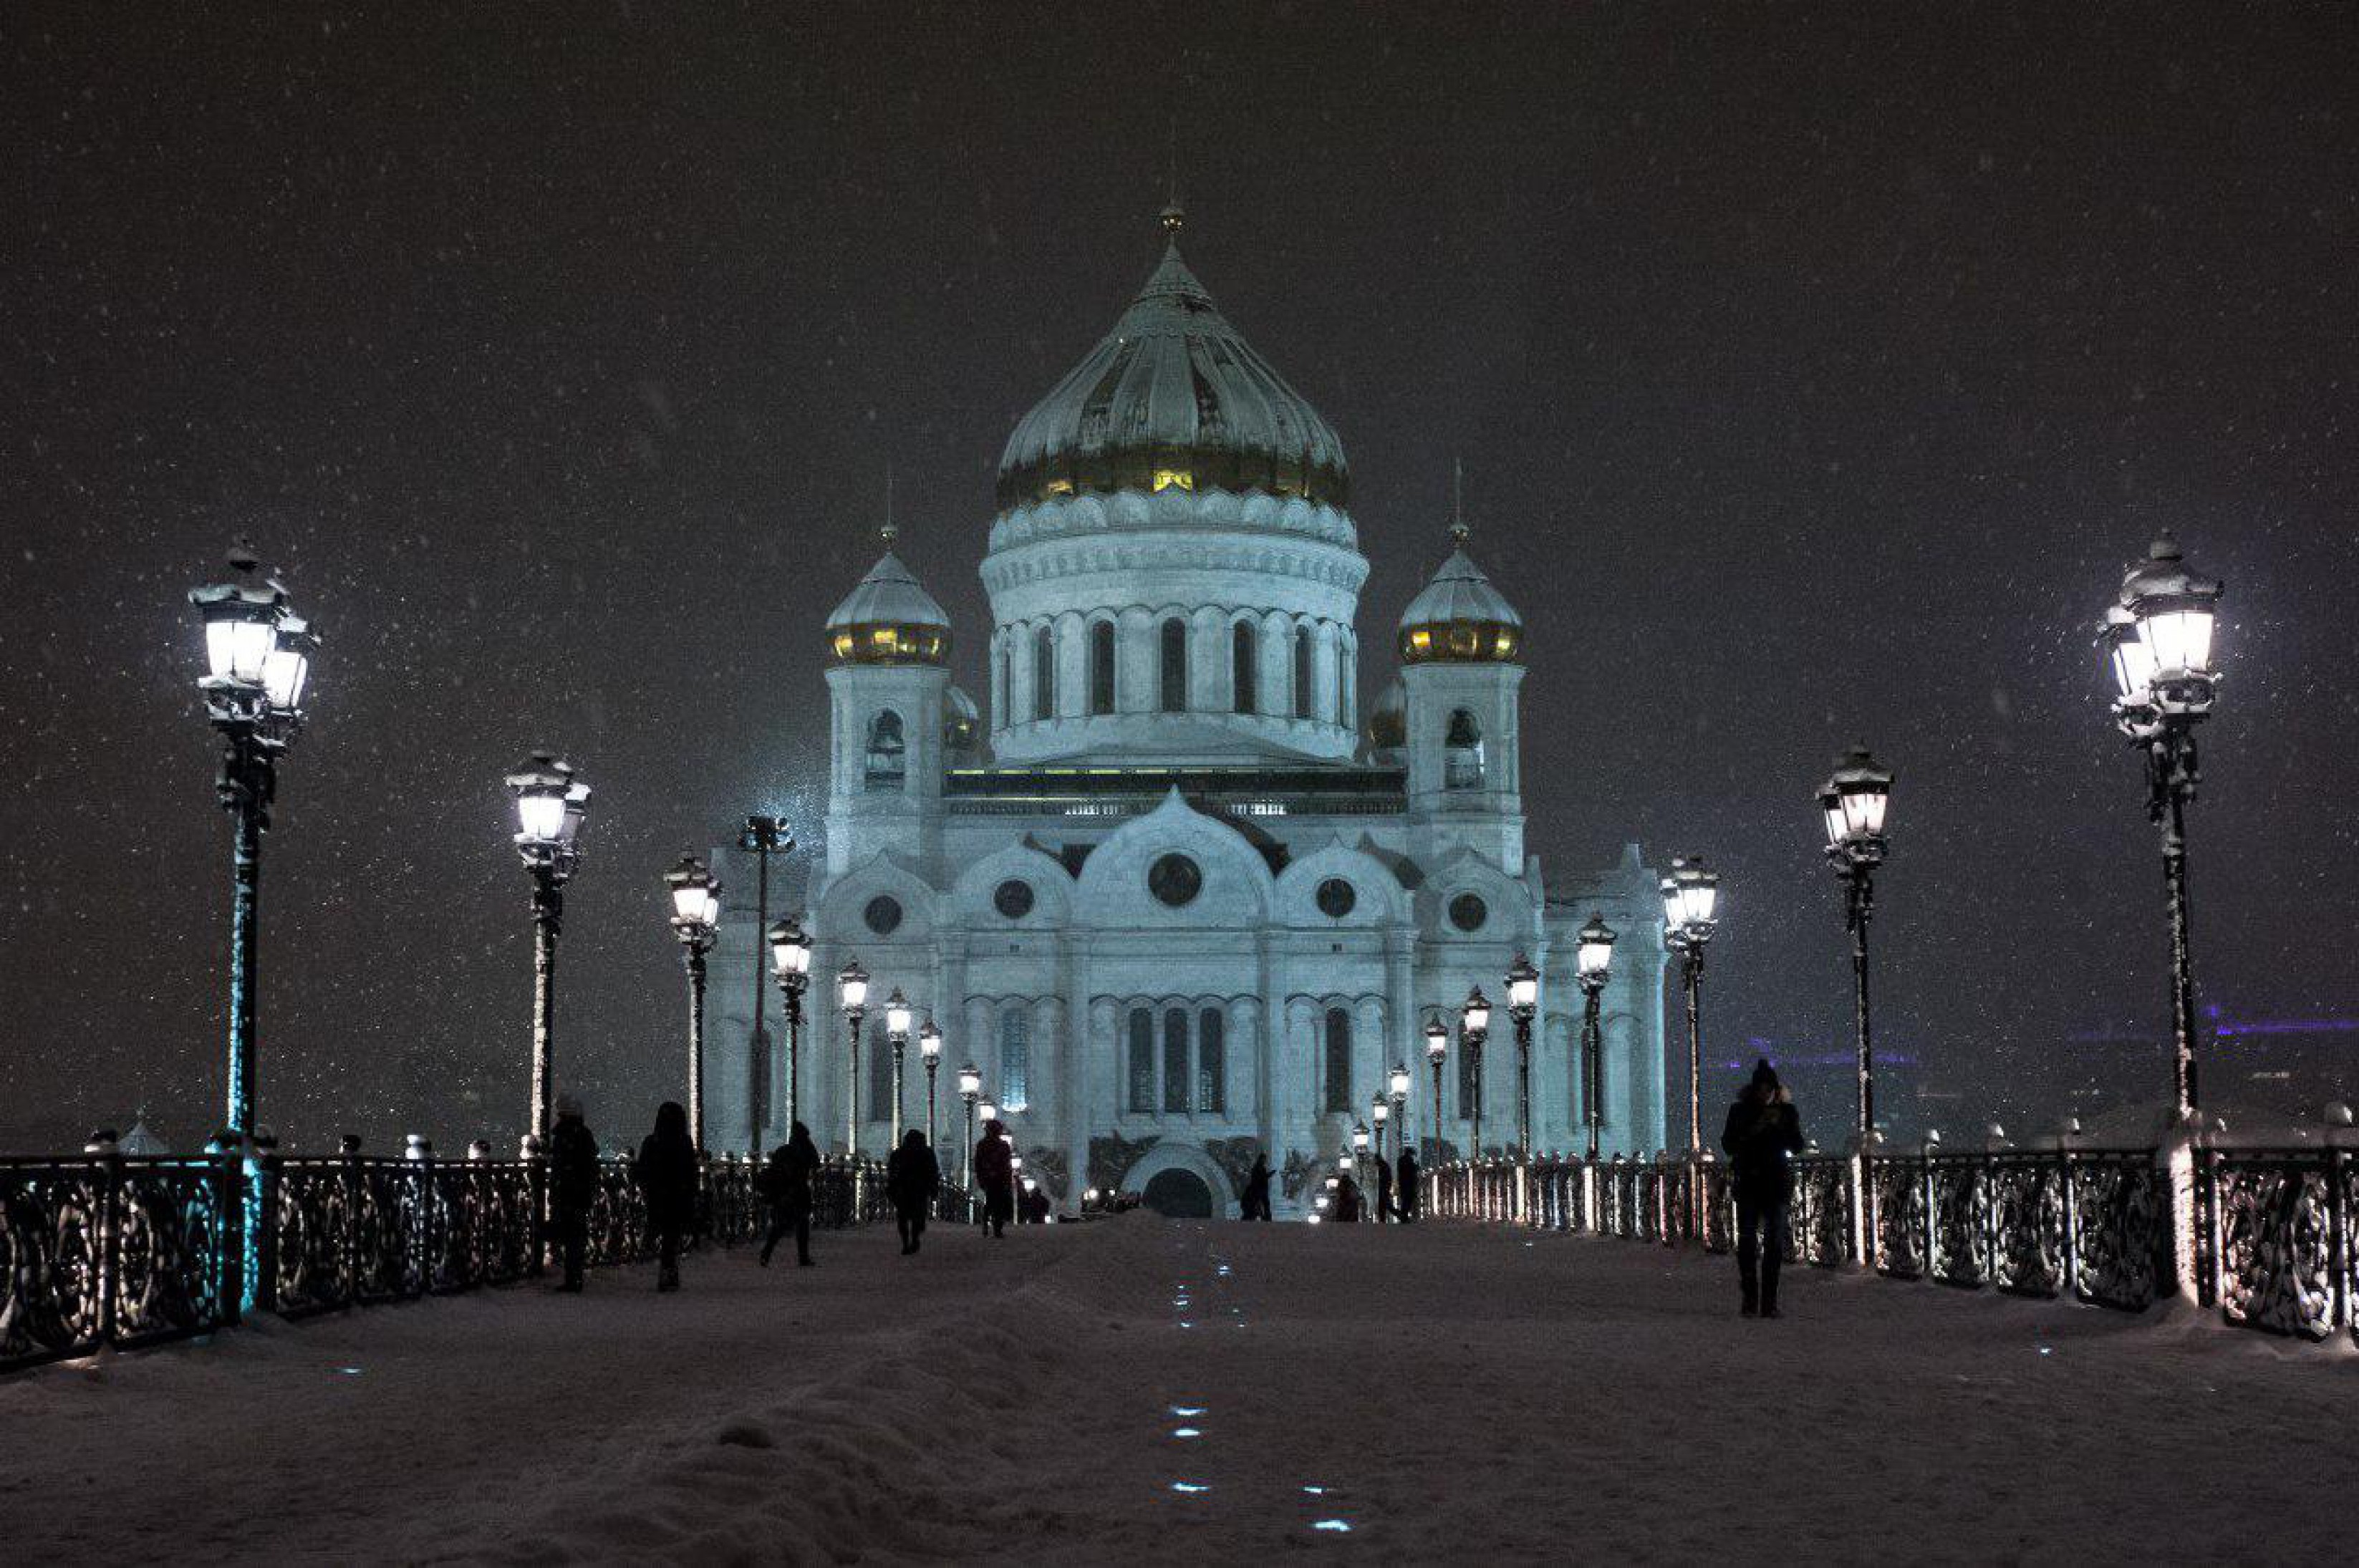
top-left (1017, 1181), bottom-right (1051, 1225)
top-left (1374, 1153), bottom-right (1396, 1224)
top-left (634, 1100), bottom-right (700, 1292)
top-left (1721, 1059), bottom-right (1807, 1318)
top-left (1332, 1173), bottom-right (1364, 1224)
top-left (887, 1128), bottom-right (942, 1254)
top-left (758, 1121), bottom-right (821, 1267)
top-left (973, 1119), bottom-right (1015, 1239)
top-left (547, 1094), bottom-right (599, 1292)
top-left (1238, 1156), bottom-right (1273, 1221)
top-left (1394, 1147), bottom-right (1422, 1224)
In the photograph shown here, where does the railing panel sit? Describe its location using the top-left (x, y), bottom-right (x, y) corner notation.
top-left (1987, 1154), bottom-right (2068, 1298)
top-left (1929, 1158), bottom-right (1990, 1288)
top-left (2070, 1152), bottom-right (2165, 1311)
top-left (1871, 1156), bottom-right (1926, 1279)
top-left (2215, 1151), bottom-right (2336, 1340)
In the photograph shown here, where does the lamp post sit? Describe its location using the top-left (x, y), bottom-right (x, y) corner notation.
top-left (188, 542), bottom-right (317, 1144)
top-left (1507, 954), bottom-right (1540, 1220)
top-left (2100, 536), bottom-right (2223, 1126)
top-left (1819, 747), bottom-right (1894, 1140)
top-left (1351, 1120), bottom-right (1371, 1221)
top-left (1661, 856), bottom-right (1719, 1154)
top-left (1576, 915), bottom-right (1616, 1228)
top-left (507, 752), bottom-right (592, 1143)
top-left (1575, 916), bottom-right (1616, 1163)
top-left (766, 917), bottom-right (811, 1144)
top-left (1460, 987), bottom-right (1491, 1168)
top-left (739, 816), bottom-right (792, 1149)
top-left (884, 987), bottom-right (912, 1147)
top-left (1389, 1063), bottom-right (1411, 1178)
top-left (957, 1062), bottom-right (982, 1186)
top-left (920, 1017), bottom-right (943, 1153)
top-left (664, 855), bottom-right (722, 1151)
top-left (1371, 1095), bottom-right (1391, 1163)
top-left (837, 959), bottom-right (869, 1158)
top-left (1424, 1018), bottom-right (1448, 1164)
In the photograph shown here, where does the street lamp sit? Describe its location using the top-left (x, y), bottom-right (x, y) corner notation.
top-left (1461, 987), bottom-right (1492, 1167)
top-left (883, 987), bottom-right (912, 1146)
top-left (1576, 915), bottom-right (1616, 1163)
top-left (188, 542), bottom-right (317, 1146)
top-left (837, 959), bottom-right (869, 1158)
top-left (1371, 1096), bottom-right (1390, 1161)
top-left (739, 816), bottom-right (793, 1149)
top-left (957, 1061), bottom-right (983, 1186)
top-left (920, 1016), bottom-right (943, 1153)
top-left (1350, 1119), bottom-right (1371, 1221)
top-left (664, 854), bottom-right (722, 1151)
top-left (1424, 1018), bottom-right (1448, 1163)
top-left (1389, 1063), bottom-right (1410, 1187)
top-left (506, 751), bottom-right (591, 1143)
top-left (767, 916), bottom-right (812, 1146)
top-left (1507, 954), bottom-right (1540, 1219)
top-left (2102, 534), bottom-right (2224, 1126)
top-left (1819, 746), bottom-right (1894, 1138)
top-left (1661, 855), bottom-right (1719, 1153)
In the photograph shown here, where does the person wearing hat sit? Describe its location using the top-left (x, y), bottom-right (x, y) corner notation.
top-left (548, 1094), bottom-right (600, 1292)
top-left (973, 1118), bottom-right (1015, 1239)
top-left (1720, 1058), bottom-right (1806, 1318)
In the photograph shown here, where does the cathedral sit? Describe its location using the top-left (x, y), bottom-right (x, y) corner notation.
top-left (706, 216), bottom-right (1669, 1216)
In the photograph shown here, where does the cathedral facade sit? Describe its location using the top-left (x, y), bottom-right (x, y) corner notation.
top-left (707, 222), bottom-right (1669, 1216)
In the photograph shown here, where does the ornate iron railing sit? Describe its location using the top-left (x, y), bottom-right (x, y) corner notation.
top-left (4, 1145), bottom-right (895, 1375)
top-left (1424, 1133), bottom-right (2356, 1349)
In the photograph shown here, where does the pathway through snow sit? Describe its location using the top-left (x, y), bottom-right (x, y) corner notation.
top-left (1, 1218), bottom-right (2352, 1562)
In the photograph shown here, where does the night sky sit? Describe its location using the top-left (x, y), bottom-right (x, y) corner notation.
top-left (6, 4), bottom-right (2355, 1153)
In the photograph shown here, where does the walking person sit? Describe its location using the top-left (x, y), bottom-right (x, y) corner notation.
top-left (1721, 1058), bottom-right (1807, 1319)
top-left (888, 1128), bottom-right (941, 1255)
top-left (1374, 1151), bottom-right (1396, 1224)
top-left (634, 1100), bottom-right (700, 1292)
top-left (1394, 1146), bottom-right (1421, 1224)
top-left (1238, 1154), bottom-right (1273, 1221)
top-left (548, 1094), bottom-right (599, 1292)
top-left (974, 1118), bottom-right (1015, 1239)
top-left (1332, 1172), bottom-right (1364, 1224)
top-left (758, 1121), bottom-right (821, 1267)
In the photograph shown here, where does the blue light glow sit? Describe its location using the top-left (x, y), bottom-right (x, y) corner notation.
top-left (1172, 1481), bottom-right (1211, 1495)
top-left (1312, 1519), bottom-right (1352, 1532)
top-left (1171, 1405), bottom-right (1207, 1416)
top-left (1172, 1426), bottom-right (1202, 1438)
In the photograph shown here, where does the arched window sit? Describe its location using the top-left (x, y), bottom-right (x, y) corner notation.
top-left (1089, 620), bottom-right (1116, 715)
top-left (1444, 708), bottom-right (1485, 790)
top-left (1293, 625), bottom-right (1313, 719)
top-left (863, 710), bottom-right (905, 790)
top-left (868, 1028), bottom-right (894, 1123)
top-left (1197, 1007), bottom-right (1225, 1113)
top-left (1334, 643), bottom-right (1351, 728)
top-left (1033, 625), bottom-right (1055, 721)
top-left (1159, 618), bottom-right (1188, 712)
top-left (1459, 1033), bottom-right (1480, 1127)
top-left (1163, 1007), bottom-right (1192, 1113)
top-left (1232, 621), bottom-right (1257, 715)
top-left (1323, 1007), bottom-right (1352, 1113)
top-left (1127, 1007), bottom-right (1154, 1113)
top-left (999, 1009), bottom-right (1031, 1112)
top-left (995, 639), bottom-right (1010, 728)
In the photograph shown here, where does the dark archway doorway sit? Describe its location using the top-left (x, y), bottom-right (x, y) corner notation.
top-left (1142, 1168), bottom-right (1215, 1218)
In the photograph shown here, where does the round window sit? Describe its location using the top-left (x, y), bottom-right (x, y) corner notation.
top-left (1316, 877), bottom-right (1356, 919)
top-left (993, 879), bottom-right (1035, 920)
top-left (1148, 853), bottom-right (1203, 909)
top-left (1448, 892), bottom-right (1487, 933)
top-left (863, 895), bottom-right (904, 936)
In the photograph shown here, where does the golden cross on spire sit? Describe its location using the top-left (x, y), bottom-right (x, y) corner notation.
top-left (1450, 456), bottom-right (1470, 544)
top-left (880, 463), bottom-right (897, 546)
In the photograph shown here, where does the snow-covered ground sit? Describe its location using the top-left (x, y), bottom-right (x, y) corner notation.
top-left (2, 1217), bottom-right (2352, 1563)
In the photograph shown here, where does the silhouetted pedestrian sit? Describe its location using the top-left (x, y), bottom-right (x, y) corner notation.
top-left (1374, 1153), bottom-right (1396, 1223)
top-left (1722, 1059), bottom-right (1807, 1319)
top-left (1238, 1155), bottom-right (1273, 1221)
top-left (1395, 1148), bottom-right (1421, 1224)
top-left (888, 1128), bottom-right (941, 1254)
top-left (547, 1094), bottom-right (599, 1292)
top-left (758, 1121), bottom-right (821, 1267)
top-left (974, 1119), bottom-right (1014, 1239)
top-left (1333, 1173), bottom-right (1364, 1224)
top-left (635, 1100), bottom-right (700, 1292)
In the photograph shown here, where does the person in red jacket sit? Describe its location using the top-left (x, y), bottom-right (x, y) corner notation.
top-left (973, 1118), bottom-right (1015, 1239)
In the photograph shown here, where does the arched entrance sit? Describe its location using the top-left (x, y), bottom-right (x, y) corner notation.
top-left (1142, 1168), bottom-right (1215, 1218)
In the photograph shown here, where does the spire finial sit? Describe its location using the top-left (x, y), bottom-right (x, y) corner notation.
top-left (1450, 457), bottom-right (1469, 544)
top-left (1161, 120), bottom-right (1184, 236)
top-left (880, 463), bottom-right (897, 546)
